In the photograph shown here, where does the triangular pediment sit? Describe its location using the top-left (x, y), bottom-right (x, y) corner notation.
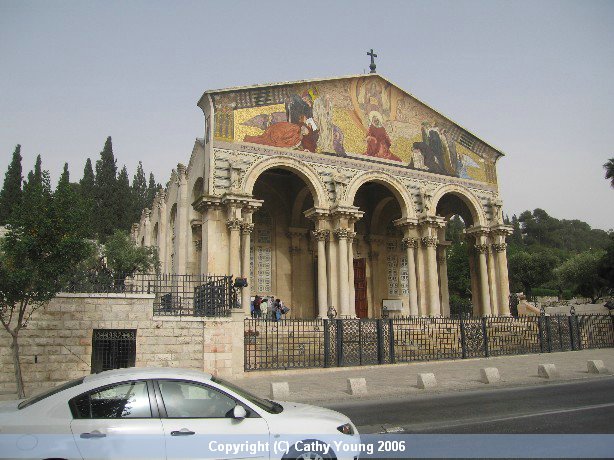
top-left (201, 74), bottom-right (502, 185)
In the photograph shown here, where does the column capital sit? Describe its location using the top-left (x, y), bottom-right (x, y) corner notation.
top-left (334, 228), bottom-right (350, 240)
top-left (304, 207), bottom-right (331, 221)
top-left (312, 229), bottom-right (330, 241)
top-left (421, 236), bottom-right (438, 248)
top-left (402, 237), bottom-right (419, 249)
top-left (492, 242), bottom-right (507, 253)
top-left (226, 218), bottom-right (242, 231)
top-left (176, 163), bottom-right (188, 183)
top-left (192, 194), bottom-right (223, 212)
top-left (394, 217), bottom-right (419, 229)
top-left (190, 218), bottom-right (202, 230)
top-left (475, 243), bottom-right (490, 254)
top-left (289, 245), bottom-right (302, 255)
top-left (241, 222), bottom-right (255, 234)
top-left (330, 205), bottom-right (364, 223)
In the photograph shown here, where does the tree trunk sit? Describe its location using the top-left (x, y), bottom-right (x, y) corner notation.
top-left (10, 334), bottom-right (25, 399)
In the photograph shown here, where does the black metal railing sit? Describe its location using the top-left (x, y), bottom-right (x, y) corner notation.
top-left (63, 273), bottom-right (238, 317)
top-left (244, 313), bottom-right (614, 371)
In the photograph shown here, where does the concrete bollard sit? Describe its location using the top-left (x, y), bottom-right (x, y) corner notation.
top-left (347, 378), bottom-right (368, 396)
top-left (587, 360), bottom-right (610, 374)
top-left (270, 382), bottom-right (290, 400)
top-left (538, 364), bottom-right (560, 379)
top-left (480, 367), bottom-right (501, 384)
top-left (417, 373), bottom-right (437, 389)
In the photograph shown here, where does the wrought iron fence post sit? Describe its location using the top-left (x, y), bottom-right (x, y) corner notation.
top-left (324, 319), bottom-right (330, 368)
top-left (336, 319), bottom-right (343, 367)
top-left (482, 317), bottom-right (489, 358)
top-left (376, 319), bottom-right (384, 364)
top-left (574, 314), bottom-right (582, 350)
top-left (537, 314), bottom-right (545, 353)
top-left (545, 315), bottom-right (553, 353)
top-left (388, 318), bottom-right (395, 364)
top-left (460, 316), bottom-right (467, 359)
top-left (610, 314), bottom-right (614, 347)
top-left (568, 314), bottom-right (576, 351)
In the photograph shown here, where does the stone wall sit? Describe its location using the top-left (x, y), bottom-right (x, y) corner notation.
top-left (0, 294), bottom-right (244, 399)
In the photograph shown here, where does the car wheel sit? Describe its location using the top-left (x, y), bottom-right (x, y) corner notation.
top-left (283, 440), bottom-right (333, 460)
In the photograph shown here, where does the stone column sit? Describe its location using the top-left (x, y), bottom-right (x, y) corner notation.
top-left (487, 246), bottom-right (499, 316)
top-left (415, 240), bottom-right (427, 315)
top-left (335, 228), bottom-right (350, 317)
top-left (226, 217), bottom-right (242, 278)
top-left (494, 242), bottom-right (511, 315)
top-left (240, 221), bottom-right (254, 316)
top-left (438, 244), bottom-right (450, 317)
top-left (468, 244), bottom-right (480, 316)
top-left (366, 237), bottom-right (380, 318)
top-left (143, 209), bottom-right (152, 247)
top-left (423, 236), bottom-right (441, 316)
top-left (312, 230), bottom-right (329, 318)
top-left (176, 164), bottom-right (189, 275)
top-left (475, 243), bottom-right (492, 316)
top-left (347, 231), bottom-right (356, 317)
top-left (402, 237), bottom-right (419, 316)
top-left (157, 192), bottom-right (167, 273)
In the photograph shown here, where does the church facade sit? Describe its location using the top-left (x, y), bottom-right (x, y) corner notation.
top-left (133, 73), bottom-right (512, 319)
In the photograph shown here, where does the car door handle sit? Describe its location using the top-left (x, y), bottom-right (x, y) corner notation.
top-left (80, 430), bottom-right (107, 439)
top-left (171, 429), bottom-right (196, 436)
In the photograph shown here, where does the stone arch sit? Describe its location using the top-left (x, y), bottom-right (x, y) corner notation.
top-left (191, 177), bottom-right (204, 203)
top-left (345, 171), bottom-right (415, 218)
top-left (429, 184), bottom-right (487, 227)
top-left (370, 196), bottom-right (394, 234)
top-left (291, 186), bottom-right (312, 227)
top-left (243, 157), bottom-right (329, 208)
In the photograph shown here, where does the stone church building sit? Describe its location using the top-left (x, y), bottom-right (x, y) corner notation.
top-left (134, 73), bottom-right (512, 320)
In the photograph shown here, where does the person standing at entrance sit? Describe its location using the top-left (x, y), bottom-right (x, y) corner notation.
top-left (252, 295), bottom-right (262, 318)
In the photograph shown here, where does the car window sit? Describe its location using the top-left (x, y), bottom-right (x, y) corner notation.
top-left (71, 381), bottom-right (152, 419)
top-left (158, 380), bottom-right (237, 418)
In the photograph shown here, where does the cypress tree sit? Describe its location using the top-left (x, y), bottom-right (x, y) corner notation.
top-left (146, 172), bottom-right (161, 209)
top-left (132, 161), bottom-right (148, 223)
top-left (94, 137), bottom-right (118, 240)
top-left (79, 158), bottom-right (96, 237)
top-left (117, 165), bottom-right (133, 231)
top-left (0, 145), bottom-right (23, 224)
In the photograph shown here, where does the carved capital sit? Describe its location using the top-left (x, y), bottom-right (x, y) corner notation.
top-left (475, 244), bottom-right (490, 254)
top-left (492, 242), bottom-right (507, 253)
top-left (402, 237), bottom-right (418, 250)
top-left (347, 231), bottom-right (357, 242)
top-left (241, 222), bottom-right (255, 235)
top-left (289, 245), bottom-right (302, 255)
top-left (421, 236), bottom-right (438, 248)
top-left (194, 240), bottom-right (202, 251)
top-left (226, 218), bottom-right (242, 231)
top-left (334, 228), bottom-right (350, 240)
top-left (312, 230), bottom-right (329, 241)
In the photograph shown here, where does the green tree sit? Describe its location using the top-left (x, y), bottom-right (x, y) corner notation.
top-left (555, 250), bottom-right (608, 303)
top-left (116, 165), bottom-right (133, 231)
top-left (597, 233), bottom-right (614, 292)
top-left (0, 145), bottom-right (23, 225)
top-left (146, 172), bottom-right (160, 208)
top-left (132, 161), bottom-right (148, 222)
top-left (103, 230), bottom-right (158, 289)
top-left (0, 163), bottom-right (92, 398)
top-left (79, 158), bottom-right (96, 237)
top-left (94, 137), bottom-right (118, 240)
top-left (604, 158), bottom-right (614, 188)
top-left (508, 249), bottom-right (559, 299)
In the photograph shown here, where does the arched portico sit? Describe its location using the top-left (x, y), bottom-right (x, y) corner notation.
top-left (345, 171), bottom-right (416, 219)
top-left (243, 156), bottom-right (330, 209)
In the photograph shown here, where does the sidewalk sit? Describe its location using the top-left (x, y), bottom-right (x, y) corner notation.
top-left (235, 348), bottom-right (614, 404)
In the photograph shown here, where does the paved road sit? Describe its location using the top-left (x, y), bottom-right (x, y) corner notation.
top-left (323, 377), bottom-right (614, 434)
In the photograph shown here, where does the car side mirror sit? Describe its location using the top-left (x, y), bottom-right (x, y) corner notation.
top-left (233, 405), bottom-right (247, 420)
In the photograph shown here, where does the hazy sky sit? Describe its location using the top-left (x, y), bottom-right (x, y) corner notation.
top-left (1, 0), bottom-right (613, 231)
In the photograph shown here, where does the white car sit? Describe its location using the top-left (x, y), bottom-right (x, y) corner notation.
top-left (0, 367), bottom-right (360, 460)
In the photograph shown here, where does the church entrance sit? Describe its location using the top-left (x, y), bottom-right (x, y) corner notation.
top-left (353, 258), bottom-right (367, 318)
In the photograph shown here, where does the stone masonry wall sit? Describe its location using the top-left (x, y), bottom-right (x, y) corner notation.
top-left (0, 294), bottom-right (244, 399)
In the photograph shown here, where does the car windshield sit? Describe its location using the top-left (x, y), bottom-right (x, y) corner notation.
top-left (212, 377), bottom-right (283, 414)
top-left (18, 377), bottom-right (85, 410)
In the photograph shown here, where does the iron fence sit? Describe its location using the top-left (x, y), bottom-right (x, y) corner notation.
top-left (244, 313), bottom-right (614, 371)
